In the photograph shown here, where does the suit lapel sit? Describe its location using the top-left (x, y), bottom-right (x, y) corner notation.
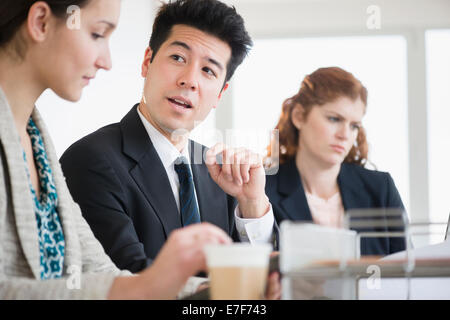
top-left (337, 163), bottom-right (371, 210)
top-left (278, 159), bottom-right (313, 221)
top-left (277, 161), bottom-right (372, 222)
top-left (338, 164), bottom-right (384, 254)
top-left (0, 89), bottom-right (40, 279)
top-left (121, 105), bottom-right (181, 237)
top-left (338, 163), bottom-right (377, 243)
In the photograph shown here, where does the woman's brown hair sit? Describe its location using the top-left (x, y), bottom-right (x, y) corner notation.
top-left (268, 66), bottom-right (369, 166)
top-left (0, 0), bottom-right (91, 57)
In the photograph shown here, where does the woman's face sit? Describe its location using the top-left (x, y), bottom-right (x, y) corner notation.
top-left (294, 96), bottom-right (365, 167)
top-left (36, 0), bottom-right (121, 101)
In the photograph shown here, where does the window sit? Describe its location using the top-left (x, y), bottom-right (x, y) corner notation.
top-left (426, 29), bottom-right (450, 223)
top-left (232, 36), bottom-right (409, 212)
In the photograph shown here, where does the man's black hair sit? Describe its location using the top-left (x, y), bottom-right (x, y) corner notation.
top-left (149, 0), bottom-right (253, 84)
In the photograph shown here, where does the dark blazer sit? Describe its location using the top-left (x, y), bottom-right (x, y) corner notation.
top-left (265, 159), bottom-right (406, 256)
top-left (60, 104), bottom-right (251, 273)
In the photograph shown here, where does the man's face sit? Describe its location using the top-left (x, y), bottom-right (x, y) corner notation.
top-left (140, 24), bottom-right (231, 138)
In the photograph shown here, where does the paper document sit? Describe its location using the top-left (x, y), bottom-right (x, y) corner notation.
top-left (382, 239), bottom-right (450, 262)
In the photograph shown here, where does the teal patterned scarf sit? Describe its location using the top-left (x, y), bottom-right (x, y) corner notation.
top-left (23, 118), bottom-right (65, 280)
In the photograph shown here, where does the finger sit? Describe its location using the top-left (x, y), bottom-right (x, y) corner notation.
top-left (232, 151), bottom-right (244, 185)
top-left (265, 272), bottom-right (281, 300)
top-left (231, 148), bottom-right (248, 184)
top-left (186, 225), bottom-right (233, 273)
top-left (196, 282), bottom-right (210, 292)
top-left (248, 152), bottom-right (263, 169)
top-left (270, 251), bottom-right (280, 258)
top-left (239, 150), bottom-right (251, 183)
top-left (222, 148), bottom-right (234, 182)
top-left (189, 222), bottom-right (233, 244)
top-left (273, 273), bottom-right (282, 299)
top-left (205, 143), bottom-right (225, 165)
top-left (205, 143), bottom-right (225, 180)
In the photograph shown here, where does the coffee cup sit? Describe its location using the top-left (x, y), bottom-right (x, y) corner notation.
top-left (204, 243), bottom-right (272, 300)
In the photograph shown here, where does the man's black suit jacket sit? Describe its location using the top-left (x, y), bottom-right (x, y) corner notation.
top-left (265, 159), bottom-right (406, 256)
top-left (60, 104), bottom-right (246, 273)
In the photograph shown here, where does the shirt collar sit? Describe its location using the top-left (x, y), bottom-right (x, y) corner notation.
top-left (137, 107), bottom-right (190, 169)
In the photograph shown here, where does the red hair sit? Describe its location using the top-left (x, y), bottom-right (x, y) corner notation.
top-left (267, 67), bottom-right (369, 166)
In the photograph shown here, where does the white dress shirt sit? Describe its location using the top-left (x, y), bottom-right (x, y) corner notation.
top-left (137, 108), bottom-right (274, 244)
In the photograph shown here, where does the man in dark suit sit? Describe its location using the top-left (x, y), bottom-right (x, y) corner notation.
top-left (60, 0), bottom-right (277, 275)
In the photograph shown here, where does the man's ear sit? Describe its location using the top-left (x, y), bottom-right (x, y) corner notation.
top-left (26, 1), bottom-right (53, 43)
top-left (291, 104), bottom-right (305, 130)
top-left (218, 83), bottom-right (229, 100)
top-left (141, 47), bottom-right (153, 78)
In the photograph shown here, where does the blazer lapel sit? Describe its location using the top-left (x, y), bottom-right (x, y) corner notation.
top-left (278, 159), bottom-right (313, 221)
top-left (121, 105), bottom-right (181, 237)
top-left (337, 163), bottom-right (371, 211)
top-left (338, 164), bottom-right (385, 255)
top-left (0, 89), bottom-right (40, 279)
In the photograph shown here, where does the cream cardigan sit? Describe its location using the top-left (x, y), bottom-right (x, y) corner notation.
top-left (0, 87), bottom-right (131, 299)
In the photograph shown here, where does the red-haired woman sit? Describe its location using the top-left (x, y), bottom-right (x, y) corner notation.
top-left (265, 67), bottom-right (406, 256)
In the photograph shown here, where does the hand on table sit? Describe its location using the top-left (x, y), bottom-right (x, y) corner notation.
top-left (140, 223), bottom-right (232, 299)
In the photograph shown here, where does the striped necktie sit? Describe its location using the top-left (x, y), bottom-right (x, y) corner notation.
top-left (174, 156), bottom-right (201, 226)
